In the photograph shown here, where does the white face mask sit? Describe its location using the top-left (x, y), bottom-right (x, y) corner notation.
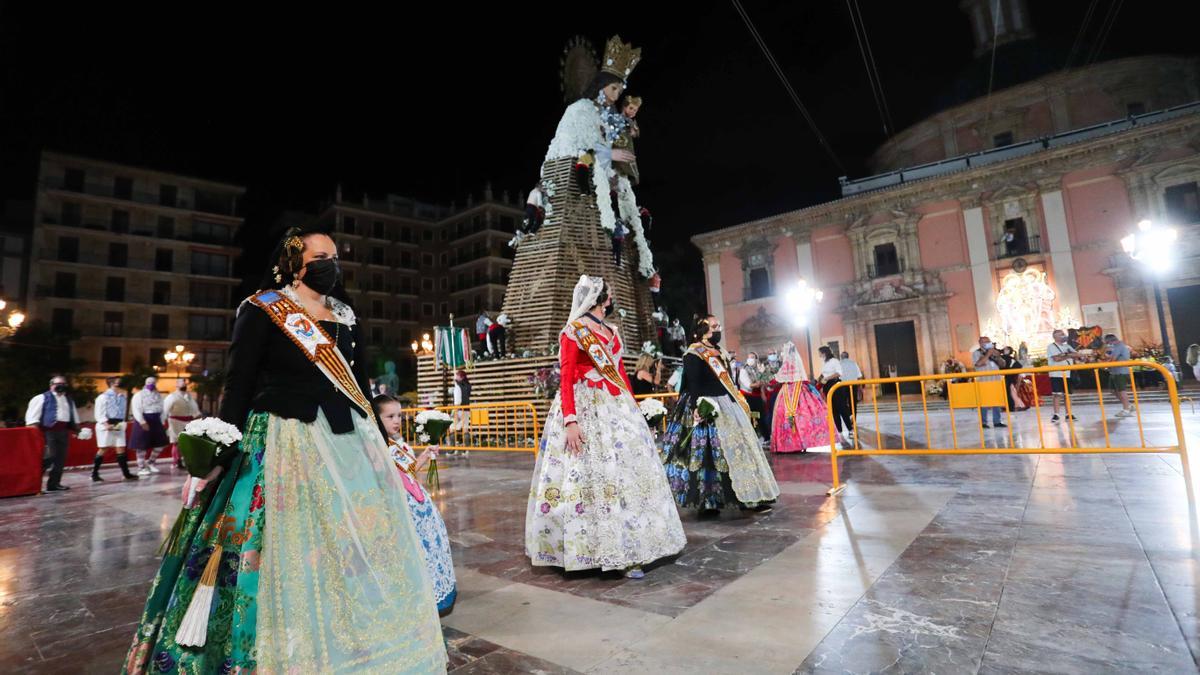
top-left (767, 354), bottom-right (778, 364)
top-left (746, 358), bottom-right (757, 367)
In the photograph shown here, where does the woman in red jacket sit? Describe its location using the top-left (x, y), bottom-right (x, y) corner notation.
top-left (525, 275), bottom-right (686, 579)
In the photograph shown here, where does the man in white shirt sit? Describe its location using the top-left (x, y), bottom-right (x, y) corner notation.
top-left (840, 351), bottom-right (865, 402)
top-left (130, 376), bottom-right (169, 476)
top-left (1045, 329), bottom-right (1080, 423)
top-left (163, 378), bottom-right (201, 468)
top-left (25, 375), bottom-right (79, 492)
top-left (92, 377), bottom-right (137, 481)
top-left (737, 353), bottom-right (765, 436)
top-left (972, 336), bottom-right (1005, 429)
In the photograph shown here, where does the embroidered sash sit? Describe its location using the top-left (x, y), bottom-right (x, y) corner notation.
top-left (248, 290), bottom-right (373, 420)
top-left (570, 320), bottom-right (629, 395)
top-left (688, 343), bottom-right (752, 416)
top-left (389, 442), bottom-right (426, 503)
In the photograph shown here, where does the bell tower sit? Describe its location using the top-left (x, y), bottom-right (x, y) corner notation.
top-left (960, 0), bottom-right (1035, 57)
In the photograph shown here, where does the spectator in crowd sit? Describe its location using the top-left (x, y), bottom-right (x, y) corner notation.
top-left (632, 353), bottom-right (663, 397)
top-left (999, 346), bottom-right (1023, 411)
top-left (736, 352), bottom-right (765, 434)
top-left (25, 374), bottom-right (79, 492)
top-left (1103, 334), bottom-right (1135, 418)
top-left (840, 351), bottom-right (864, 403)
top-left (130, 376), bottom-right (169, 475)
top-left (1186, 344), bottom-right (1199, 381)
top-left (475, 312), bottom-right (493, 355)
top-left (164, 378), bottom-right (201, 469)
top-left (93, 376), bottom-right (137, 481)
top-left (971, 336), bottom-right (1005, 428)
top-left (666, 318), bottom-right (687, 357)
top-left (1045, 329), bottom-right (1080, 423)
top-left (817, 346), bottom-right (854, 444)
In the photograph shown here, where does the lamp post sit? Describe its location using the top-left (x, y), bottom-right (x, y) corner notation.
top-left (785, 279), bottom-right (824, 373)
top-left (1121, 219), bottom-right (1178, 361)
top-left (0, 297), bottom-right (25, 339)
top-left (163, 344), bottom-right (196, 378)
top-left (410, 333), bottom-right (434, 357)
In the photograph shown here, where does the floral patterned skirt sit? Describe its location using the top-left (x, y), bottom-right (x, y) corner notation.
top-left (405, 480), bottom-right (458, 613)
top-left (123, 410), bottom-right (447, 674)
top-left (771, 382), bottom-right (831, 453)
top-left (662, 394), bottom-right (781, 510)
top-left (526, 384), bottom-right (687, 572)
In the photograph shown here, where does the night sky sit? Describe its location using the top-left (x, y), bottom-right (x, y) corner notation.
top-left (1, 1), bottom-right (1194, 293)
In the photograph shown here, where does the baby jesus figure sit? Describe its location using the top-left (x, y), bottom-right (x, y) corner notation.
top-left (612, 94), bottom-right (642, 185)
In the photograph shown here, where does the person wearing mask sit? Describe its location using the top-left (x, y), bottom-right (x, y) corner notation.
top-left (93, 377), bottom-right (137, 481)
top-left (475, 312), bottom-right (493, 356)
top-left (1046, 329), bottom-right (1081, 423)
top-left (451, 369), bottom-right (472, 456)
top-left (662, 315), bottom-right (779, 517)
top-left (130, 376), bottom-right (170, 476)
top-left (971, 337), bottom-right (1006, 428)
top-left (760, 351), bottom-right (783, 443)
top-left (25, 375), bottom-right (79, 492)
top-left (164, 378), bottom-right (201, 469)
top-left (817, 347), bottom-right (854, 444)
top-left (736, 352), bottom-right (765, 434)
top-left (1103, 334), bottom-right (1135, 418)
top-left (999, 346), bottom-right (1023, 411)
top-left (667, 318), bottom-right (687, 357)
top-left (1187, 344), bottom-right (1200, 382)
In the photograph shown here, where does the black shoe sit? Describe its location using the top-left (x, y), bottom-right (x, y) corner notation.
top-left (123, 474), bottom-right (139, 481)
top-left (1069, 415), bottom-right (1078, 421)
top-left (995, 423), bottom-right (1007, 428)
top-left (981, 423), bottom-right (992, 429)
top-left (45, 485), bottom-right (70, 492)
top-left (91, 474), bottom-right (104, 482)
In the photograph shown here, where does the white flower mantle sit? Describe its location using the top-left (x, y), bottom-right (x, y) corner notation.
top-left (542, 99), bottom-right (656, 278)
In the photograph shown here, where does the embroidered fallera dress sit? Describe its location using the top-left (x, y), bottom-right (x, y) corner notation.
top-left (525, 320), bottom-right (686, 572)
top-left (390, 440), bottom-right (457, 613)
top-left (662, 343), bottom-right (781, 510)
top-left (122, 286), bottom-right (446, 674)
top-left (771, 342), bottom-right (832, 453)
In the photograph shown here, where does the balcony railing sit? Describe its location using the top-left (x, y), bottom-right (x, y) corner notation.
top-left (42, 216), bottom-right (238, 247)
top-left (994, 234), bottom-right (1042, 259)
top-left (43, 176), bottom-right (239, 217)
top-left (867, 258), bottom-right (906, 279)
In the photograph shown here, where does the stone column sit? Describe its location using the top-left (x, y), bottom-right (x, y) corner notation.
top-left (1039, 188), bottom-right (1082, 320)
top-left (962, 203), bottom-right (995, 335)
top-left (703, 252), bottom-right (726, 332)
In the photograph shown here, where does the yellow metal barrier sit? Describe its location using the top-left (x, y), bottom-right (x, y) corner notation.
top-left (824, 360), bottom-right (1191, 496)
top-left (399, 401), bottom-right (541, 453)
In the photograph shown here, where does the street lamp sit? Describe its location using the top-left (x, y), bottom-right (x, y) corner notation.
top-left (784, 279), bottom-right (824, 371)
top-left (163, 344), bottom-right (196, 377)
top-left (0, 297), bottom-right (24, 339)
top-left (1121, 219), bottom-right (1178, 360)
top-left (411, 333), bottom-right (434, 356)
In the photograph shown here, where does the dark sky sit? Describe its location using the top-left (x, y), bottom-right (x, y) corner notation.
top-left (1, 1), bottom-right (1195, 284)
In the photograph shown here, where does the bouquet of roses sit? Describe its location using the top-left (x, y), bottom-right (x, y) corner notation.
top-left (415, 409), bottom-right (454, 489)
top-left (679, 396), bottom-right (721, 447)
top-left (160, 418), bottom-right (242, 558)
top-left (638, 397), bottom-right (668, 427)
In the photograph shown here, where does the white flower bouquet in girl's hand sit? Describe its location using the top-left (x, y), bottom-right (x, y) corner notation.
top-left (638, 397), bottom-right (668, 426)
top-left (160, 417), bottom-right (243, 558)
top-left (414, 409), bottom-right (454, 490)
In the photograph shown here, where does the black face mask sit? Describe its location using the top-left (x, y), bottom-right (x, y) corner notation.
top-left (52, 384), bottom-right (67, 393)
top-left (708, 331), bottom-right (722, 346)
top-left (604, 302), bottom-right (616, 317)
top-left (302, 259), bottom-right (341, 295)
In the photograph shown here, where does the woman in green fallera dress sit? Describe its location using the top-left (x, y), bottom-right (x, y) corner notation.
top-left (122, 227), bottom-right (447, 674)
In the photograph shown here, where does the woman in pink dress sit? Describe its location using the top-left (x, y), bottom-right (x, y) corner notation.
top-left (770, 342), bottom-right (832, 453)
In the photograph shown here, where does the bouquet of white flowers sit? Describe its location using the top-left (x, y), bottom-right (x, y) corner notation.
top-left (679, 396), bottom-right (721, 447)
top-left (414, 409), bottom-right (454, 489)
top-left (161, 417), bottom-right (243, 560)
top-left (638, 397), bottom-right (668, 426)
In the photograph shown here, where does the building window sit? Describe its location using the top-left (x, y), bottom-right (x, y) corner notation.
top-left (401, 226), bottom-right (413, 243)
top-left (421, 253), bottom-right (434, 267)
top-left (54, 272), bottom-right (76, 298)
top-left (398, 277), bottom-right (412, 294)
top-left (747, 268), bottom-right (771, 299)
top-left (440, 277), bottom-right (448, 291)
top-left (371, 326), bottom-right (384, 343)
top-left (151, 314), bottom-right (169, 339)
top-left (1165, 182), bottom-right (1200, 224)
top-left (193, 220), bottom-right (231, 244)
top-left (57, 237), bottom-right (79, 263)
top-left (148, 348), bottom-right (168, 369)
top-left (343, 216), bottom-right (357, 235)
top-left (439, 253), bottom-right (449, 267)
top-left (108, 243), bottom-right (128, 268)
top-left (473, 295), bottom-right (483, 312)
top-left (422, 303), bottom-right (434, 318)
top-left (400, 251), bottom-right (413, 268)
top-left (992, 131), bottom-right (1014, 148)
top-left (188, 314), bottom-right (227, 340)
top-left (190, 282), bottom-right (229, 309)
top-left (157, 216), bottom-right (175, 238)
top-left (872, 243), bottom-right (901, 277)
top-left (64, 168), bottom-right (85, 192)
top-left (439, 302), bottom-right (448, 317)
top-left (61, 202), bottom-right (82, 226)
top-left (373, 220), bottom-right (385, 238)
top-left (422, 278), bottom-right (434, 293)
top-left (100, 347), bottom-right (121, 373)
top-left (52, 308), bottom-right (73, 333)
top-left (371, 299), bottom-right (384, 318)
top-left (153, 281), bottom-right (171, 305)
top-left (371, 247), bottom-right (384, 265)
top-left (399, 302), bottom-right (412, 320)
top-left (105, 277), bottom-right (125, 302)
top-left (160, 184), bottom-right (178, 207)
top-left (456, 299), bottom-right (466, 315)
top-left (998, 217), bottom-right (1032, 258)
top-left (422, 230), bottom-right (433, 242)
top-left (156, 248), bottom-right (174, 271)
top-left (103, 311), bottom-right (124, 337)
top-left (1127, 101), bottom-right (1146, 117)
top-left (191, 251), bottom-right (230, 276)
top-left (113, 176), bottom-right (133, 200)
top-left (194, 190), bottom-right (235, 215)
top-left (111, 209), bottom-right (130, 234)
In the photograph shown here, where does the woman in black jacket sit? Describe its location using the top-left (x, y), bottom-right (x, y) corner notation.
top-left (122, 227), bottom-right (446, 674)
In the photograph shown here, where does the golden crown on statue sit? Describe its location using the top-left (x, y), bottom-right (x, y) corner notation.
top-left (601, 35), bottom-right (642, 81)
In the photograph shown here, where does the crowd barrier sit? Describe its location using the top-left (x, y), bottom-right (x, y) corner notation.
top-left (823, 360), bottom-right (1190, 495)
top-left (399, 401), bottom-right (541, 452)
